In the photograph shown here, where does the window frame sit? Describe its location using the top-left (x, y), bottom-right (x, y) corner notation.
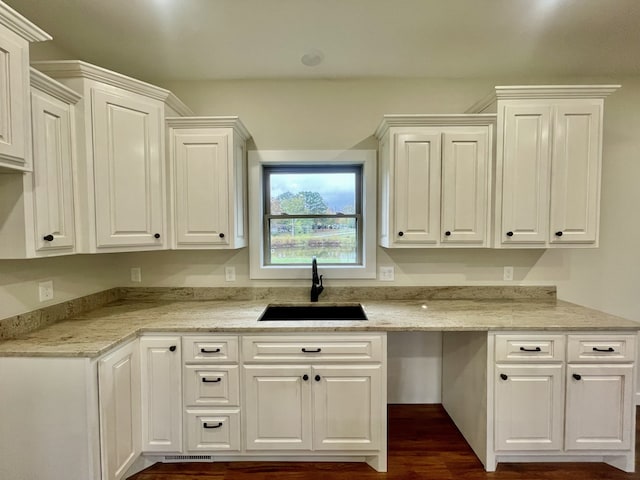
top-left (249, 150), bottom-right (377, 279)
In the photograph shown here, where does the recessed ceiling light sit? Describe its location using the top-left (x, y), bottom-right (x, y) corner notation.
top-left (301, 49), bottom-right (324, 67)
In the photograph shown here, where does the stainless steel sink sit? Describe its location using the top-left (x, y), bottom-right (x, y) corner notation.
top-left (258, 303), bottom-right (367, 321)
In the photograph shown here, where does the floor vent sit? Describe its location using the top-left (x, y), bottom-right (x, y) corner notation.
top-left (163, 455), bottom-right (214, 463)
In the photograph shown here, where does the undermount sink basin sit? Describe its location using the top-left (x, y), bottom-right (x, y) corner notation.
top-left (258, 303), bottom-right (368, 321)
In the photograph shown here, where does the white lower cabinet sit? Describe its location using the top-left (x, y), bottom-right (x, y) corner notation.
top-left (490, 332), bottom-right (636, 471)
top-left (98, 339), bottom-right (142, 480)
top-left (185, 408), bottom-right (241, 452)
top-left (140, 336), bottom-right (182, 453)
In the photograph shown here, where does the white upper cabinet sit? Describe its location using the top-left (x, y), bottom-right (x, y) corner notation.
top-left (376, 115), bottom-right (494, 248)
top-left (0, 68), bottom-right (80, 258)
top-left (473, 85), bottom-right (619, 248)
top-left (0, 1), bottom-right (50, 172)
top-left (167, 117), bottom-right (250, 249)
top-left (32, 60), bottom-right (192, 253)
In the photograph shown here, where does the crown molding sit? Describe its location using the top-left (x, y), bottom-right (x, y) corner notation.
top-left (30, 68), bottom-right (81, 104)
top-left (465, 92), bottom-right (496, 113)
top-left (165, 92), bottom-right (194, 116)
top-left (374, 114), bottom-right (497, 139)
top-left (166, 116), bottom-right (251, 140)
top-left (31, 60), bottom-right (192, 110)
top-left (0, 3), bottom-right (51, 42)
top-left (494, 85), bottom-right (621, 100)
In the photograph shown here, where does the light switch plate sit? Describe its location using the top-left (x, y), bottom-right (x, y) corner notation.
top-left (379, 266), bottom-right (395, 281)
top-left (39, 280), bottom-right (54, 302)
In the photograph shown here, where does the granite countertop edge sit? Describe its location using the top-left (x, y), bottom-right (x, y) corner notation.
top-left (1, 298), bottom-right (638, 358)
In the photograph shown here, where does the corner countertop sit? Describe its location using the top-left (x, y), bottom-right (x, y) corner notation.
top-left (0, 297), bottom-right (638, 358)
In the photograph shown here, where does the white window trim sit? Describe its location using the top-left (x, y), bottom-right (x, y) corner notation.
top-left (249, 149), bottom-right (377, 279)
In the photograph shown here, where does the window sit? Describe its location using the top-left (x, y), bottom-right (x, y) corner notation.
top-left (249, 150), bottom-right (376, 279)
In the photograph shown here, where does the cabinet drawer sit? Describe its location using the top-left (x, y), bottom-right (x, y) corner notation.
top-left (182, 336), bottom-right (239, 363)
top-left (495, 334), bottom-right (565, 362)
top-left (184, 365), bottom-right (240, 407)
top-left (185, 408), bottom-right (240, 452)
top-left (567, 334), bottom-right (636, 363)
top-left (242, 335), bottom-right (384, 363)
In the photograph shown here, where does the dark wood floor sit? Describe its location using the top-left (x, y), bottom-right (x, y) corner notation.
top-left (130, 404), bottom-right (640, 479)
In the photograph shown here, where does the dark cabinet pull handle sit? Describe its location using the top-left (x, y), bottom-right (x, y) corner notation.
top-left (593, 347), bottom-right (615, 352)
top-left (302, 374), bottom-right (309, 381)
top-left (398, 231), bottom-right (404, 237)
top-left (169, 345), bottom-right (176, 352)
top-left (555, 231), bottom-right (563, 237)
top-left (301, 348), bottom-right (321, 353)
top-left (154, 233), bottom-right (161, 239)
top-left (506, 231), bottom-right (514, 237)
top-left (573, 374), bottom-right (582, 381)
top-left (315, 375), bottom-right (321, 382)
top-left (203, 422), bottom-right (223, 429)
top-left (519, 346), bottom-right (542, 352)
top-left (200, 348), bottom-right (221, 353)
top-left (444, 231), bottom-right (451, 236)
top-left (500, 373), bottom-right (508, 381)
top-left (202, 377), bottom-right (222, 383)
top-left (43, 234), bottom-right (54, 242)
top-left (219, 233), bottom-right (225, 238)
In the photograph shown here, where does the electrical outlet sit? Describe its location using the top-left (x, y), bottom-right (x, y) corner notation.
top-left (39, 280), bottom-right (54, 302)
top-left (503, 266), bottom-right (514, 281)
top-left (225, 266), bottom-right (236, 282)
top-left (379, 266), bottom-right (395, 281)
top-left (130, 267), bottom-right (142, 283)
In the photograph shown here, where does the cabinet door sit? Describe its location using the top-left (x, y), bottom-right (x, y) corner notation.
top-left (0, 25), bottom-right (28, 170)
top-left (500, 105), bottom-right (551, 245)
top-left (565, 364), bottom-right (633, 450)
top-left (91, 88), bottom-right (164, 248)
top-left (30, 88), bottom-right (75, 253)
top-left (243, 365), bottom-right (312, 450)
top-left (98, 340), bottom-right (141, 480)
top-left (140, 337), bottom-right (182, 453)
top-left (494, 364), bottom-right (563, 451)
top-left (312, 365), bottom-right (382, 451)
top-left (549, 104), bottom-right (602, 245)
top-left (173, 131), bottom-right (229, 246)
top-left (441, 130), bottom-right (488, 245)
top-left (393, 133), bottom-right (441, 244)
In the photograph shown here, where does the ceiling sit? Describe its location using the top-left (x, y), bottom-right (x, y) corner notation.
top-left (6, 0), bottom-right (640, 82)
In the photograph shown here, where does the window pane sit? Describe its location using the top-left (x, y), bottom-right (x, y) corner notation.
top-left (269, 172), bottom-right (357, 215)
top-left (268, 217), bottom-right (358, 264)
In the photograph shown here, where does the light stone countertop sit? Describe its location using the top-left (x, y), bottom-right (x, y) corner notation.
top-left (0, 298), bottom-right (638, 358)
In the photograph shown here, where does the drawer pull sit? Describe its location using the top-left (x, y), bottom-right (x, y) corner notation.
top-left (573, 373), bottom-right (582, 381)
top-left (519, 346), bottom-right (542, 352)
top-left (200, 348), bottom-right (221, 353)
top-left (592, 347), bottom-right (615, 353)
top-left (203, 422), bottom-right (223, 429)
top-left (301, 348), bottom-right (322, 353)
top-left (202, 377), bottom-right (222, 383)
top-left (500, 373), bottom-right (508, 381)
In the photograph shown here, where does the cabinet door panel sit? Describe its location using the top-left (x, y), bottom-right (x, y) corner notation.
top-left (550, 104), bottom-right (601, 244)
top-left (184, 365), bottom-right (239, 407)
top-left (244, 365), bottom-right (311, 450)
top-left (99, 340), bottom-right (141, 480)
top-left (185, 408), bottom-right (241, 452)
top-left (500, 105), bottom-right (551, 245)
top-left (174, 131), bottom-right (229, 245)
top-left (394, 133), bottom-right (441, 244)
top-left (441, 131), bottom-right (488, 245)
top-left (565, 364), bottom-right (633, 450)
top-left (140, 337), bottom-right (182, 453)
top-left (92, 89), bottom-right (163, 247)
top-left (30, 89), bottom-right (75, 252)
top-left (494, 364), bottom-right (563, 451)
top-left (312, 365), bottom-right (382, 450)
top-left (0, 25), bottom-right (28, 169)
